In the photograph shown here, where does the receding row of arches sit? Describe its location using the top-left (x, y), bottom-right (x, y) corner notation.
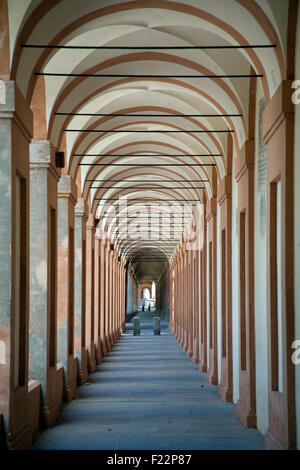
top-left (0, 0), bottom-right (300, 450)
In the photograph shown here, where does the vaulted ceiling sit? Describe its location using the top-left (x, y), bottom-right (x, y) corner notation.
top-left (8, 0), bottom-right (289, 281)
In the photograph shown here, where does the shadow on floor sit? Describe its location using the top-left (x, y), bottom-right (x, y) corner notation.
top-left (33, 328), bottom-right (265, 450)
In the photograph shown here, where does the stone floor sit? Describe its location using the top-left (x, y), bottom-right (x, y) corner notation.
top-left (33, 318), bottom-right (264, 450)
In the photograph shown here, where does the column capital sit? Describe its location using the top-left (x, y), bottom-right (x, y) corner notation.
top-left (29, 140), bottom-right (60, 181)
top-left (206, 196), bottom-right (217, 221)
top-left (217, 174), bottom-right (232, 205)
top-left (105, 238), bottom-right (112, 251)
top-left (0, 81), bottom-right (33, 141)
top-left (75, 197), bottom-right (88, 221)
top-left (0, 80), bottom-right (14, 116)
top-left (86, 213), bottom-right (96, 232)
top-left (262, 79), bottom-right (294, 145)
top-left (58, 174), bottom-right (77, 206)
top-left (234, 139), bottom-right (255, 182)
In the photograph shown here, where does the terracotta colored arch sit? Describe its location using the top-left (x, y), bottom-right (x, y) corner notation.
top-left (11, 0), bottom-right (285, 102)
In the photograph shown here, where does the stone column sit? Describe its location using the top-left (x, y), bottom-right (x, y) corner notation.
top-left (234, 139), bottom-right (256, 427)
top-left (29, 139), bottom-right (63, 427)
top-left (178, 248), bottom-right (184, 346)
top-left (99, 240), bottom-right (107, 355)
top-left (74, 197), bottom-right (88, 384)
top-left (117, 259), bottom-right (121, 339)
top-left (111, 250), bottom-right (116, 343)
top-left (121, 263), bottom-right (126, 332)
top-left (263, 81), bottom-right (296, 449)
top-left (206, 191), bottom-right (218, 386)
top-left (187, 249), bottom-right (193, 358)
top-left (217, 174), bottom-right (233, 402)
top-left (174, 258), bottom-right (179, 338)
top-left (85, 214), bottom-right (96, 372)
top-left (0, 81), bottom-right (40, 449)
top-left (105, 240), bottom-right (112, 351)
top-left (94, 236), bottom-right (102, 363)
top-left (183, 247), bottom-right (188, 351)
top-left (57, 175), bottom-right (77, 402)
top-left (192, 248), bottom-right (200, 365)
top-left (199, 200), bottom-right (207, 373)
top-left (110, 249), bottom-right (117, 344)
top-left (173, 257), bottom-right (178, 339)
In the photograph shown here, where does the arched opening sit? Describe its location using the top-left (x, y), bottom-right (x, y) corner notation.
top-left (0, 0), bottom-right (299, 451)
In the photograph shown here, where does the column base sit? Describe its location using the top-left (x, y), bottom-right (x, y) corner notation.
top-left (207, 368), bottom-right (218, 386)
top-left (236, 399), bottom-right (256, 428)
top-left (41, 365), bottom-right (63, 428)
top-left (95, 340), bottom-right (103, 364)
top-left (199, 361), bottom-right (207, 373)
top-left (101, 337), bottom-right (108, 356)
top-left (109, 332), bottom-right (115, 347)
top-left (88, 359), bottom-right (97, 373)
top-left (6, 424), bottom-right (32, 450)
top-left (218, 382), bottom-right (233, 402)
top-left (63, 356), bottom-right (78, 402)
top-left (42, 399), bottom-right (61, 429)
top-left (77, 348), bottom-right (88, 384)
top-left (87, 344), bottom-right (97, 372)
top-left (105, 334), bottom-right (112, 352)
top-left (78, 366), bottom-right (88, 384)
top-left (192, 338), bottom-right (199, 363)
top-left (192, 353), bottom-right (199, 364)
top-left (63, 383), bottom-right (76, 403)
top-left (264, 429), bottom-right (291, 450)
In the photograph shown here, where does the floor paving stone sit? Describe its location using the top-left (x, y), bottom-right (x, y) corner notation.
top-left (33, 315), bottom-right (264, 450)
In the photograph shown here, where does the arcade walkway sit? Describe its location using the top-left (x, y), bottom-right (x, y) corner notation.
top-left (33, 321), bottom-right (264, 450)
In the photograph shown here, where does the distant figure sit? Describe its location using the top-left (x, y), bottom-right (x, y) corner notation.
top-left (148, 304), bottom-right (151, 311)
top-left (142, 304), bottom-right (145, 311)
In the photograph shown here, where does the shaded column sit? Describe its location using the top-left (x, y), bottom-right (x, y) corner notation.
top-left (29, 139), bottom-right (63, 427)
top-left (57, 175), bottom-right (77, 402)
top-left (94, 236), bottom-right (102, 363)
top-left (199, 199), bottom-right (207, 373)
top-left (169, 261), bottom-right (174, 333)
top-left (181, 248), bottom-right (187, 351)
top-left (111, 250), bottom-right (117, 343)
top-left (187, 249), bottom-right (193, 357)
top-left (176, 251), bottom-right (181, 343)
top-left (234, 140), bottom-right (256, 427)
top-left (85, 214), bottom-right (96, 372)
top-left (105, 239), bottom-right (112, 351)
top-left (175, 256), bottom-right (180, 338)
top-left (110, 249), bottom-right (116, 344)
top-left (99, 240), bottom-right (107, 355)
top-left (179, 247), bottom-right (184, 347)
top-left (234, 76), bottom-right (257, 428)
top-left (206, 171), bottom-right (218, 386)
top-left (263, 81), bottom-right (296, 449)
top-left (0, 80), bottom-right (40, 449)
top-left (74, 197), bottom-right (88, 384)
top-left (192, 247), bottom-right (200, 364)
top-left (117, 258), bottom-right (122, 339)
top-left (173, 254), bottom-right (179, 340)
top-left (121, 262), bottom-right (126, 332)
top-left (217, 171), bottom-right (233, 402)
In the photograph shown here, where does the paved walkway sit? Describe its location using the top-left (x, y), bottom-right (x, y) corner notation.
top-left (34, 325), bottom-right (264, 450)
